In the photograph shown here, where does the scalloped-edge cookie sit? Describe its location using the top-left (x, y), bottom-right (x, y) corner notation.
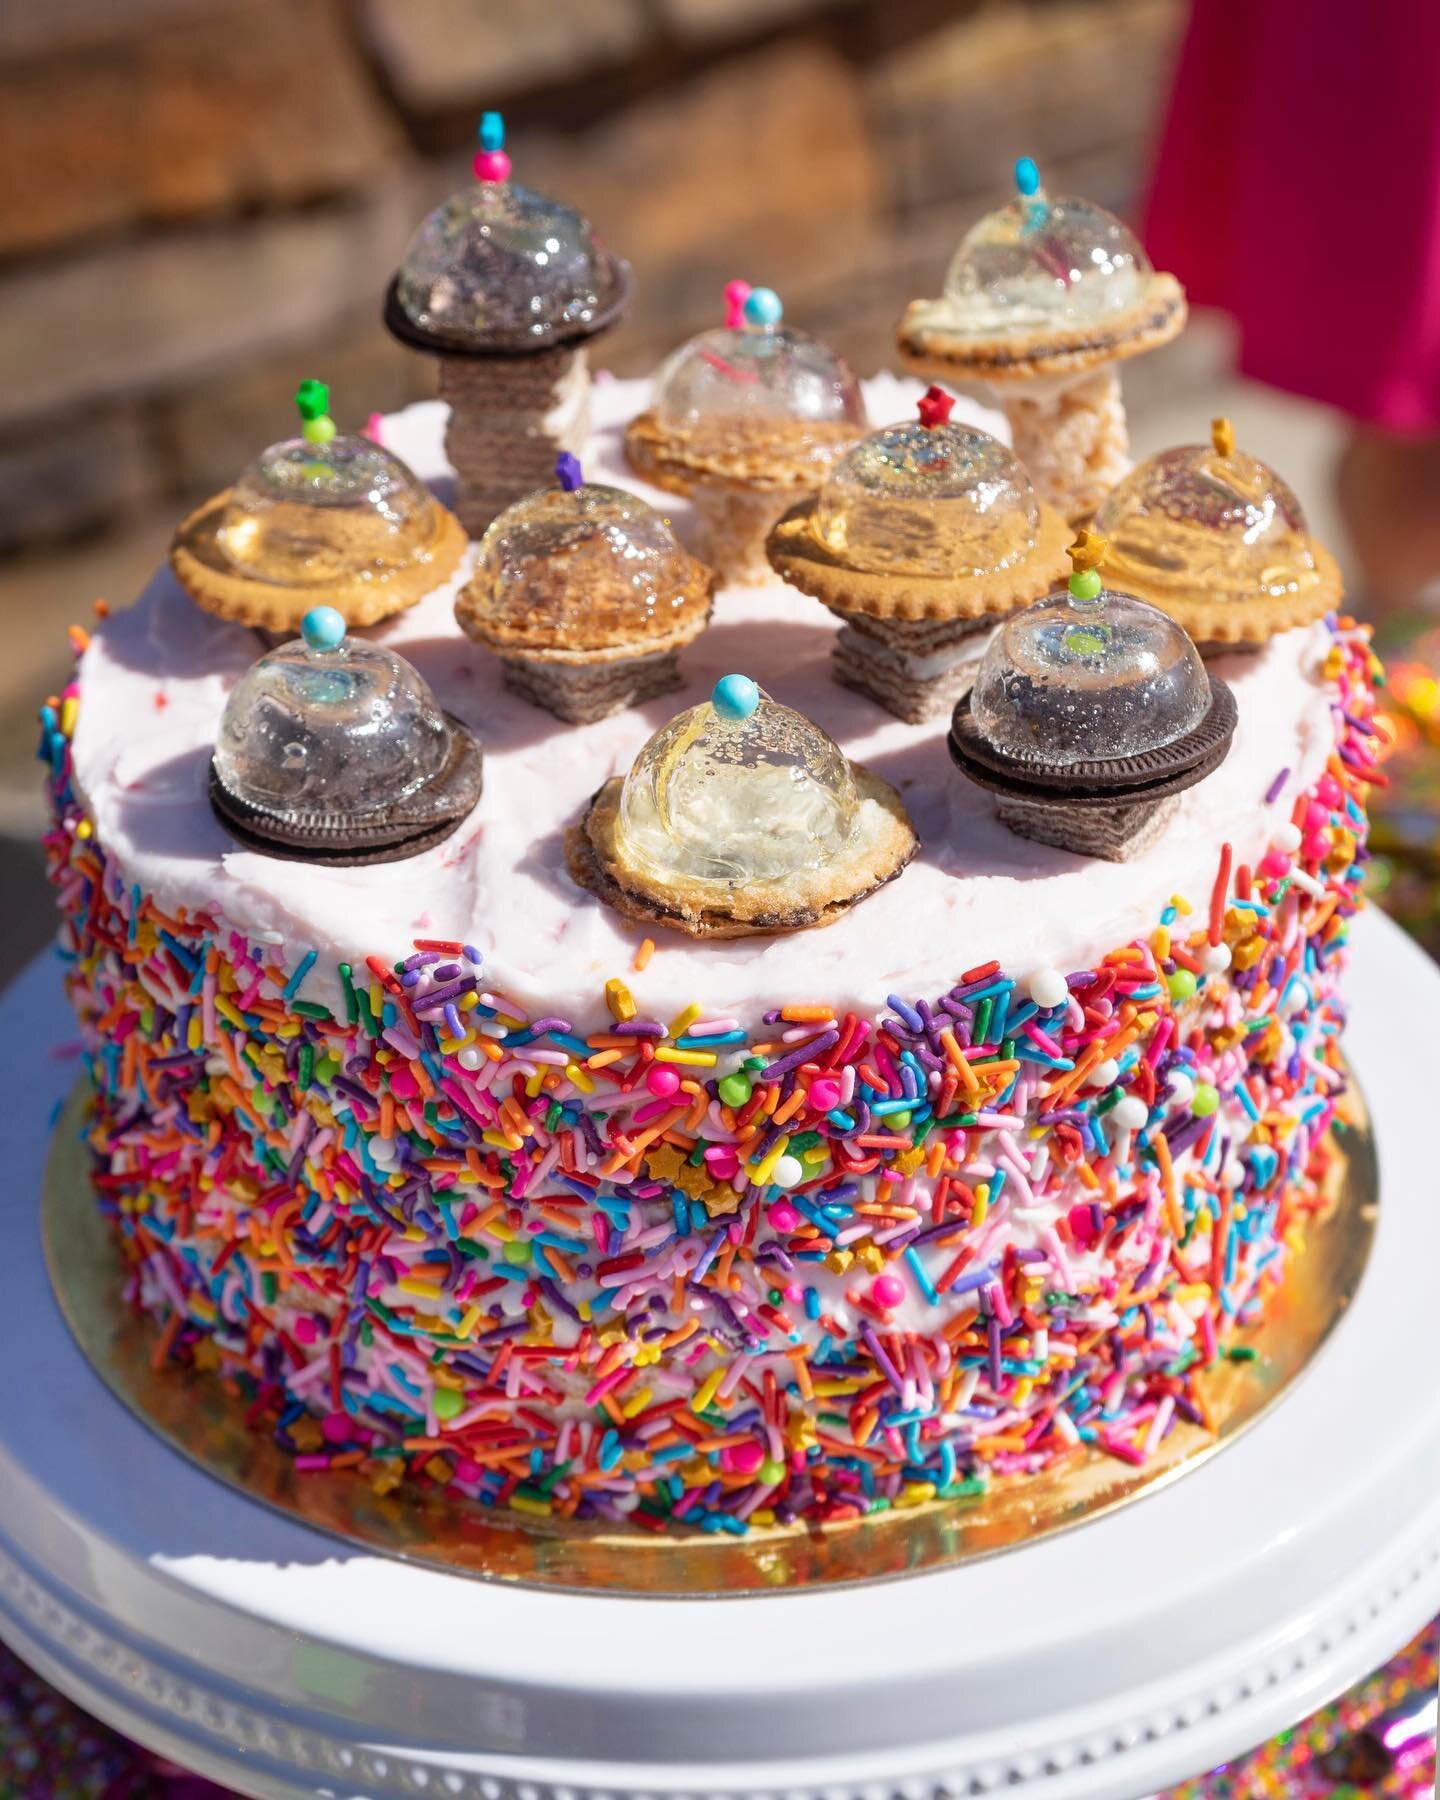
top-left (171, 490), bottom-right (468, 632)
top-left (567, 765), bottom-right (917, 939)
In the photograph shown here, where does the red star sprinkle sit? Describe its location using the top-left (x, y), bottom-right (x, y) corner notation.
top-left (917, 385), bottom-right (955, 428)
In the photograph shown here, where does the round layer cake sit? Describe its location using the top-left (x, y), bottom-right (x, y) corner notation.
top-left (39, 378), bottom-right (1381, 1533)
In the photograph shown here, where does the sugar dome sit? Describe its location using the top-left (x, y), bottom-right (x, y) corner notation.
top-left (461, 466), bottom-right (710, 653)
top-left (653, 286), bottom-right (865, 463)
top-left (970, 533), bottom-right (1210, 766)
top-left (815, 409), bottom-right (1042, 578)
top-left (1094, 419), bottom-right (1322, 605)
top-left (170, 381), bottom-right (467, 631)
top-left (617, 675), bottom-right (858, 886)
top-left (397, 181), bottom-right (621, 348)
top-left (213, 608), bottom-right (471, 839)
top-left (218, 432), bottom-right (439, 590)
top-left (941, 169), bottom-right (1152, 335)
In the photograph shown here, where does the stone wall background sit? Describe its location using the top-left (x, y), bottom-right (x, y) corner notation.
top-left (2, 0), bottom-right (1242, 977)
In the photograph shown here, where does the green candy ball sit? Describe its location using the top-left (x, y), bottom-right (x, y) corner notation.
top-left (432, 1387), bottom-right (463, 1421)
top-left (302, 415), bottom-right (338, 445)
top-left (759, 1458), bottom-right (786, 1486)
top-left (502, 1237), bottom-right (532, 1265)
top-left (1167, 968), bottom-right (1198, 1002)
top-left (1191, 1082), bottom-right (1219, 1117)
top-left (1068, 568), bottom-right (1103, 602)
top-left (718, 1072), bottom-right (752, 1107)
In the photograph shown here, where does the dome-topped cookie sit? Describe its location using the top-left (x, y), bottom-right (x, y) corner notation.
top-left (941, 187), bottom-right (1151, 336)
top-left (1092, 418), bottom-right (1344, 646)
top-left (899, 160), bottom-right (1185, 373)
top-left (971, 563), bottom-right (1210, 767)
top-left (625, 284), bottom-right (867, 586)
top-left (170, 382), bottom-right (466, 631)
top-left (455, 455), bottom-right (713, 723)
top-left (619, 674), bottom-right (858, 886)
top-left (766, 387), bottom-right (1074, 721)
top-left (568, 673), bottom-right (917, 936)
top-left (949, 532), bottom-right (1237, 860)
top-left (210, 606), bottom-right (482, 863)
top-left (815, 394), bottom-right (1044, 578)
top-left (218, 388), bottom-right (438, 589)
top-left (650, 284), bottom-right (865, 470)
top-left (896, 160), bottom-right (1187, 528)
top-left (392, 116), bottom-right (628, 352)
top-left (460, 457), bottom-right (711, 653)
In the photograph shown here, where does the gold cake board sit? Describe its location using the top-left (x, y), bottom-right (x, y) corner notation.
top-left (42, 1077), bottom-right (1376, 1597)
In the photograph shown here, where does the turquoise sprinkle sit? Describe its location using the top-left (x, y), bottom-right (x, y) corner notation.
top-left (904, 1245), bottom-right (939, 1305)
top-left (282, 948), bottom-right (319, 1004)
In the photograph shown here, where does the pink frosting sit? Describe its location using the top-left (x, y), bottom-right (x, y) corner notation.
top-left (68, 379), bottom-right (1336, 1024)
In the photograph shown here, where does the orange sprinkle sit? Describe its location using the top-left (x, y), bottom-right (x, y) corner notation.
top-left (632, 937), bottom-right (655, 972)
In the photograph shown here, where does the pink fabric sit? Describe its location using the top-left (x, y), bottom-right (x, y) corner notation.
top-left (1145, 0), bottom-right (1440, 433)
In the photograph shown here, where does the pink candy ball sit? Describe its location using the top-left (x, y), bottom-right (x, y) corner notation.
top-left (646, 1064), bottom-right (682, 1098)
top-left (321, 1411), bottom-right (351, 1444)
top-left (721, 1440), bottom-right (765, 1475)
top-left (294, 1316), bottom-right (318, 1345)
top-left (808, 1077), bottom-right (841, 1112)
top-left (872, 1274), bottom-right (906, 1309)
top-left (768, 1202), bottom-right (800, 1232)
top-left (473, 148), bottom-right (512, 182)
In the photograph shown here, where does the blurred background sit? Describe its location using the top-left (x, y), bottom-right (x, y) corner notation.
top-left (1, 0), bottom-right (1436, 988)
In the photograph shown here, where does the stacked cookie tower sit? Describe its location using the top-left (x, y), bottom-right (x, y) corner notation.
top-left (385, 114), bottom-right (631, 536)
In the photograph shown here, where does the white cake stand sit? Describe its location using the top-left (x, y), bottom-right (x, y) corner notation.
top-left (2, 909), bottom-right (1439, 1800)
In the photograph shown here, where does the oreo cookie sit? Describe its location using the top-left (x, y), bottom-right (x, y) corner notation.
top-left (209, 713), bottom-right (483, 866)
top-left (948, 675), bottom-right (1237, 861)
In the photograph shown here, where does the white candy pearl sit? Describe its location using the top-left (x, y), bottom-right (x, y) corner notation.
top-left (1274, 821), bottom-right (1303, 854)
top-left (1110, 1095), bottom-right (1149, 1132)
top-left (771, 1154), bottom-right (805, 1189)
top-left (458, 1043), bottom-right (484, 1071)
top-left (370, 1136), bottom-right (398, 1167)
top-left (1088, 1058), bottom-right (1121, 1090)
top-left (1166, 1071), bottom-right (1196, 1107)
top-left (1201, 942), bottom-right (1232, 974)
top-left (1220, 1157), bottom-right (1246, 1189)
top-left (1027, 967), bottom-right (1069, 1010)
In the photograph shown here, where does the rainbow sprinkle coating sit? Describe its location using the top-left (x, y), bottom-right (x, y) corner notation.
top-left (38, 616), bottom-right (1383, 1532)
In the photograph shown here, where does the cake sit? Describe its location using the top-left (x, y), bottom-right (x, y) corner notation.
top-left (38, 375), bottom-right (1382, 1536)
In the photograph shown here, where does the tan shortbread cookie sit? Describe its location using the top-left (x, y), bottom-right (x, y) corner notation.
top-left (765, 495), bottom-right (1072, 623)
top-left (1100, 539), bottom-right (1344, 647)
top-left (622, 409), bottom-right (862, 496)
top-left (455, 553), bottom-right (713, 659)
top-left (169, 489), bottom-right (468, 631)
top-left (896, 273), bottom-right (1187, 384)
top-left (567, 766), bottom-right (918, 939)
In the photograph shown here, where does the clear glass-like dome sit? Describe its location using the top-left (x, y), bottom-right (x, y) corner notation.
top-left (218, 436), bottom-right (438, 588)
top-left (653, 306), bottom-right (864, 468)
top-left (816, 418), bottom-right (1041, 577)
top-left (466, 482), bottom-right (708, 650)
top-left (1093, 424), bottom-right (1320, 601)
top-left (214, 621), bottom-right (451, 825)
top-left (971, 579), bottom-right (1209, 766)
top-left (398, 181), bottom-right (613, 345)
top-left (942, 196), bottom-right (1151, 334)
top-left (617, 678), bottom-right (858, 884)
